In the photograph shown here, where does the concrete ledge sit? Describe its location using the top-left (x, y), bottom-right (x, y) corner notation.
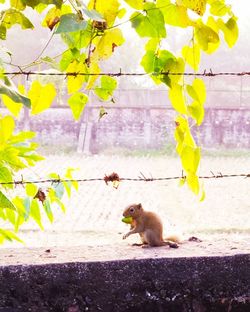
top-left (0, 250), bottom-right (249, 312)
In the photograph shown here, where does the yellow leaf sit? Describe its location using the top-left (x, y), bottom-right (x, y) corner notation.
top-left (167, 57), bottom-right (185, 86)
top-left (187, 101), bottom-right (205, 125)
top-left (42, 5), bottom-right (72, 29)
top-left (217, 16), bottom-right (238, 48)
top-left (181, 145), bottom-right (200, 173)
top-left (177, 0), bottom-right (207, 16)
top-left (1, 95), bottom-right (22, 117)
top-left (86, 62), bottom-right (101, 89)
top-left (0, 116), bottom-right (15, 143)
top-left (186, 172), bottom-right (200, 194)
top-left (124, 0), bottom-right (144, 10)
top-left (199, 187), bottom-right (206, 202)
top-left (195, 20), bottom-right (219, 53)
top-left (169, 84), bottom-right (187, 114)
top-left (1, 84), bottom-right (25, 117)
top-left (28, 81), bottom-right (56, 115)
top-left (158, 0), bottom-right (194, 28)
top-left (67, 60), bottom-right (87, 94)
top-left (94, 28), bottom-right (125, 60)
top-left (174, 116), bottom-right (196, 154)
top-left (179, 177), bottom-right (186, 187)
top-left (88, 0), bottom-right (120, 26)
top-left (182, 44), bottom-right (200, 71)
top-left (207, 16), bottom-right (219, 33)
top-left (187, 78), bottom-right (206, 104)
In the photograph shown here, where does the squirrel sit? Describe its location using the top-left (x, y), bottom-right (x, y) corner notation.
top-left (122, 203), bottom-right (179, 248)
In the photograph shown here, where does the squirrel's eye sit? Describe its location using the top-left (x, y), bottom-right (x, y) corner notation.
top-left (129, 208), bottom-right (135, 213)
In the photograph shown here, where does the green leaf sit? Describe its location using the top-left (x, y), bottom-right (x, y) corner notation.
top-left (162, 57), bottom-right (185, 87)
top-left (0, 25), bottom-right (6, 40)
top-left (82, 8), bottom-right (104, 21)
top-left (55, 13), bottom-right (88, 33)
top-left (23, 0), bottom-right (63, 9)
top-left (0, 166), bottom-right (13, 188)
top-left (60, 49), bottom-right (78, 71)
top-left (168, 84), bottom-right (187, 114)
top-left (62, 181), bottom-right (71, 197)
top-left (182, 44), bottom-right (200, 71)
top-left (141, 48), bottom-right (176, 85)
top-left (217, 16), bottom-right (238, 48)
top-left (2, 8), bottom-right (34, 30)
top-left (9, 131), bottom-right (36, 144)
top-left (68, 92), bottom-right (88, 120)
top-left (28, 81), bottom-right (56, 114)
top-left (140, 50), bottom-right (156, 73)
top-left (0, 77), bottom-right (31, 108)
top-left (158, 1), bottom-right (193, 27)
top-left (0, 148), bottom-right (27, 170)
top-left (30, 199), bottom-right (43, 230)
top-left (0, 229), bottom-right (23, 243)
top-left (5, 208), bottom-right (16, 225)
top-left (43, 199), bottom-right (53, 222)
top-left (131, 3), bottom-right (166, 38)
top-left (15, 213), bottom-right (24, 232)
top-left (65, 168), bottom-right (78, 191)
top-left (95, 76), bottom-right (117, 101)
top-left (61, 23), bottom-right (92, 48)
top-left (52, 182), bottom-right (65, 199)
top-left (0, 190), bottom-right (16, 210)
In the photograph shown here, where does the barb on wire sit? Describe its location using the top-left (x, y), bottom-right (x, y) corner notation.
top-left (3, 70), bottom-right (250, 78)
top-left (0, 172), bottom-right (249, 187)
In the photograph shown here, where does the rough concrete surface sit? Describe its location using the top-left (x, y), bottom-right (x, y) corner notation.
top-left (0, 240), bottom-right (250, 312)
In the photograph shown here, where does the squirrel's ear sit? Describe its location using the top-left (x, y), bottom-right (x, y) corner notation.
top-left (138, 203), bottom-right (142, 209)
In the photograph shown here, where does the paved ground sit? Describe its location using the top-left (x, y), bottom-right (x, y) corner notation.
top-left (1, 234), bottom-right (250, 266)
top-left (0, 154), bottom-right (250, 249)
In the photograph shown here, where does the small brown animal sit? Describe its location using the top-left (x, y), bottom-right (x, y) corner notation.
top-left (122, 203), bottom-right (178, 248)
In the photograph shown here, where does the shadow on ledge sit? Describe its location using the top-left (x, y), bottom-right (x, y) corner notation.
top-left (0, 253), bottom-right (250, 312)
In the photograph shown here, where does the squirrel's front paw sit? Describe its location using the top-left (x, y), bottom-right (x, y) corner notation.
top-left (123, 233), bottom-right (128, 240)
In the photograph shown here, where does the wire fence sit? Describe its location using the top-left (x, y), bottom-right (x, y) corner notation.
top-left (1, 172), bottom-right (249, 187)
top-left (5, 70), bottom-right (250, 78)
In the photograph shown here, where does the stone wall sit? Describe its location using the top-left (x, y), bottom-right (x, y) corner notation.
top-left (13, 105), bottom-right (250, 153)
top-left (2, 88), bottom-right (249, 153)
top-left (0, 254), bottom-right (249, 312)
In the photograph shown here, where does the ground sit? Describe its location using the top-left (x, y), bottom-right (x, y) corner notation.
top-left (0, 153), bottom-right (249, 264)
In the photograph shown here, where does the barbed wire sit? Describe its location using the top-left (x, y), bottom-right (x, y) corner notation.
top-left (5, 70), bottom-right (250, 78)
top-left (0, 172), bottom-right (249, 187)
